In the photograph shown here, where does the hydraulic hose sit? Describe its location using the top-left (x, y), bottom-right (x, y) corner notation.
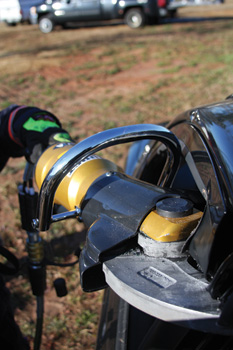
top-left (34, 296), bottom-right (44, 350)
top-left (19, 163), bottom-right (46, 350)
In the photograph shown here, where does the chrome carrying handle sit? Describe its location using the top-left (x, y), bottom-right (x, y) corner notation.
top-left (35, 124), bottom-right (181, 231)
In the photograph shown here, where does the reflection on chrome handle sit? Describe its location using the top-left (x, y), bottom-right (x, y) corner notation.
top-left (36, 124), bottom-right (181, 231)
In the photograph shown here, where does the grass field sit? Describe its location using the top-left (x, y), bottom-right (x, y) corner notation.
top-left (0, 2), bottom-right (233, 348)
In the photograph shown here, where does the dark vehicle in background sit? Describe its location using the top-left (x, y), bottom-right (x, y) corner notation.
top-left (30, 0), bottom-right (224, 33)
top-left (30, 0), bottom-right (163, 33)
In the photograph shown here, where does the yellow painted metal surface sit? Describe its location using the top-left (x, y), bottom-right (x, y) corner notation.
top-left (35, 144), bottom-right (121, 210)
top-left (140, 210), bottom-right (202, 242)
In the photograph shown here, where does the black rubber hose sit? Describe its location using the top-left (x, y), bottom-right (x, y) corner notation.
top-left (34, 295), bottom-right (44, 350)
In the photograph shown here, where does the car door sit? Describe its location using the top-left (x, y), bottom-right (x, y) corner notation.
top-left (52, 0), bottom-right (83, 22)
top-left (78, 0), bottom-right (101, 19)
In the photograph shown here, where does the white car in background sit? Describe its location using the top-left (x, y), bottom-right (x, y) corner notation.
top-left (0, 0), bottom-right (22, 25)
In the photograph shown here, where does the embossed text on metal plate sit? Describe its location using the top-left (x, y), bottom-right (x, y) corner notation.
top-left (138, 266), bottom-right (177, 288)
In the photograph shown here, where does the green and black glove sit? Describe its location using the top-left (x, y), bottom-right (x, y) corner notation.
top-left (0, 105), bottom-right (74, 169)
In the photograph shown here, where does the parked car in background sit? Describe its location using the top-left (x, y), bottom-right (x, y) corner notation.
top-left (30, 0), bottom-right (225, 33)
top-left (30, 0), bottom-right (163, 33)
top-left (0, 0), bottom-right (22, 25)
top-left (0, 0), bottom-right (44, 25)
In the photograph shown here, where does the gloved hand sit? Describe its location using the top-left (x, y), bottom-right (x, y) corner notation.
top-left (18, 111), bottom-right (73, 164)
top-left (0, 105), bottom-right (74, 170)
